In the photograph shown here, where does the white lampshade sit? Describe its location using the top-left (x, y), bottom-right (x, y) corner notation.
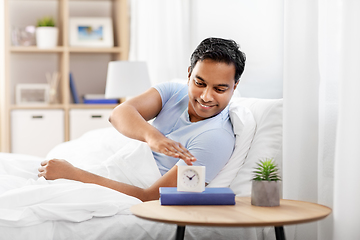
top-left (105, 61), bottom-right (151, 99)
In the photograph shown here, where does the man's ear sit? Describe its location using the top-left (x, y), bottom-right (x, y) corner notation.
top-left (187, 66), bottom-right (192, 84)
top-left (233, 81), bottom-right (239, 90)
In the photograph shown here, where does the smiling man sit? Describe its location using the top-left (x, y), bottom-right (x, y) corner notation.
top-left (187, 58), bottom-right (237, 122)
top-left (38, 37), bottom-right (246, 202)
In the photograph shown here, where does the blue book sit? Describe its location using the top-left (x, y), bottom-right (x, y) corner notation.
top-left (159, 187), bottom-right (235, 205)
top-left (83, 99), bottom-right (119, 104)
top-left (83, 94), bottom-right (119, 104)
top-left (69, 73), bottom-right (80, 104)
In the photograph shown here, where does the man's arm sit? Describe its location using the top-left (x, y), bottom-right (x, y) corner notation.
top-left (38, 158), bottom-right (178, 202)
top-left (109, 87), bottom-right (195, 164)
top-left (37, 87), bottom-right (195, 201)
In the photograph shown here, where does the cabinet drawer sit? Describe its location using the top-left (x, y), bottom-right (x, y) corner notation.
top-left (11, 109), bottom-right (65, 157)
top-left (69, 109), bottom-right (113, 140)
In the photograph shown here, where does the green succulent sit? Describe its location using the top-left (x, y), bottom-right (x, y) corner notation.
top-left (37, 16), bottom-right (55, 27)
top-left (252, 158), bottom-right (281, 181)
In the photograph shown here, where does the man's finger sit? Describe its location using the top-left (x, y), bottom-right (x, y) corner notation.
top-left (40, 160), bottom-right (48, 166)
top-left (180, 149), bottom-right (195, 160)
top-left (172, 144), bottom-right (192, 158)
top-left (170, 143), bottom-right (197, 163)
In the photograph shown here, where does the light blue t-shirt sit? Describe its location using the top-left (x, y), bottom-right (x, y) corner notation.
top-left (152, 82), bottom-right (235, 183)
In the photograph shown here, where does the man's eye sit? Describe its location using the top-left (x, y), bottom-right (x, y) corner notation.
top-left (215, 88), bottom-right (227, 93)
top-left (194, 80), bottom-right (205, 86)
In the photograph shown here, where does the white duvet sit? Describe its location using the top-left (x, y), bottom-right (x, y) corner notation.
top-left (0, 134), bottom-right (162, 227)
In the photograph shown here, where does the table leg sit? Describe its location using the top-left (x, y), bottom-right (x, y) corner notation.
top-left (176, 225), bottom-right (185, 240)
top-left (274, 226), bottom-right (286, 240)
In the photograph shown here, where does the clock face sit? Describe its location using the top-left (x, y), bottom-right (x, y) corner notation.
top-left (181, 169), bottom-right (200, 188)
top-left (177, 165), bottom-right (205, 192)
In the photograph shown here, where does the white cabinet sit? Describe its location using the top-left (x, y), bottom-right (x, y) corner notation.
top-left (11, 109), bottom-right (64, 157)
top-left (69, 109), bottom-right (113, 140)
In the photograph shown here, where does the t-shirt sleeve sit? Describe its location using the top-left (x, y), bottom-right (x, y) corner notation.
top-left (152, 82), bottom-right (186, 108)
top-left (177, 129), bottom-right (235, 183)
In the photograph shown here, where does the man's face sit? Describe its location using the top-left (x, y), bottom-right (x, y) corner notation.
top-left (187, 59), bottom-right (238, 122)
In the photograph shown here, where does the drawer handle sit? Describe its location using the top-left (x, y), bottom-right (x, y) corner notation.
top-left (32, 115), bottom-right (43, 119)
top-left (91, 115), bottom-right (102, 118)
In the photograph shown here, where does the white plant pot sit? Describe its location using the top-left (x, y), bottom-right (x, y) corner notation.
top-left (251, 181), bottom-right (280, 207)
top-left (36, 27), bottom-right (58, 49)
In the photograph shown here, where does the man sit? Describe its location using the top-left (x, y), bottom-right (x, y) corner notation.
top-left (38, 37), bottom-right (246, 202)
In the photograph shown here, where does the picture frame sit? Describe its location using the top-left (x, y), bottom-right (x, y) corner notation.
top-left (69, 17), bottom-right (114, 47)
top-left (16, 84), bottom-right (50, 105)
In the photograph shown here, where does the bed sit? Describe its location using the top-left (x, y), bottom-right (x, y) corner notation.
top-left (0, 97), bottom-right (282, 240)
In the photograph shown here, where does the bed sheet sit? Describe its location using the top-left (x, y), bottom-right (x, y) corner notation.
top-left (0, 137), bottom-right (160, 228)
top-left (0, 214), bottom-right (262, 240)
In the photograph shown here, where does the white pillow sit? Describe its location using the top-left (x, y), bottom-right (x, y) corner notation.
top-left (46, 127), bottom-right (129, 167)
top-left (207, 100), bottom-right (256, 187)
top-left (229, 98), bottom-right (283, 196)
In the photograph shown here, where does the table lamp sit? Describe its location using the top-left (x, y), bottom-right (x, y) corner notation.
top-left (105, 61), bottom-right (152, 100)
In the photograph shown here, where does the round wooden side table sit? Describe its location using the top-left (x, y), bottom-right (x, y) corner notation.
top-left (131, 197), bottom-right (331, 240)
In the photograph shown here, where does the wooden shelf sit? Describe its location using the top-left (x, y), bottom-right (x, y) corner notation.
top-left (1, 0), bottom-right (129, 153)
top-left (10, 104), bottom-right (65, 110)
top-left (69, 47), bottom-right (123, 53)
top-left (10, 46), bottom-right (123, 53)
top-left (69, 104), bottom-right (118, 109)
top-left (10, 104), bottom-right (119, 110)
top-left (10, 46), bottom-right (65, 53)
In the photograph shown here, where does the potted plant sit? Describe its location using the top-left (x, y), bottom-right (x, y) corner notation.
top-left (36, 16), bottom-right (58, 48)
top-left (251, 158), bottom-right (281, 207)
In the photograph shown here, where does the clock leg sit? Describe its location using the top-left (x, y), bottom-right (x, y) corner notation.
top-left (176, 225), bottom-right (186, 240)
top-left (274, 226), bottom-right (286, 240)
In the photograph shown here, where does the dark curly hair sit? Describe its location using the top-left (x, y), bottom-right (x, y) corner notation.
top-left (189, 37), bottom-right (246, 83)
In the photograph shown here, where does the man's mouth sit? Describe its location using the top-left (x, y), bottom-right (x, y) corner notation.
top-left (197, 101), bottom-right (215, 109)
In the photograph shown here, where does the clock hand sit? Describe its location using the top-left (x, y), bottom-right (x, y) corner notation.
top-left (188, 174), bottom-right (196, 180)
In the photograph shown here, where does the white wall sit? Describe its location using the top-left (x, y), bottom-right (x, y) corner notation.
top-left (190, 0), bottom-right (284, 99)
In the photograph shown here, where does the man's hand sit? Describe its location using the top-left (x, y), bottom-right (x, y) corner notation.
top-left (146, 131), bottom-right (196, 165)
top-left (38, 159), bottom-right (79, 180)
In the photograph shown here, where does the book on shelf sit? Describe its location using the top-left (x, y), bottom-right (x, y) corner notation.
top-left (83, 94), bottom-right (119, 104)
top-left (159, 187), bottom-right (236, 205)
top-left (69, 73), bottom-right (80, 104)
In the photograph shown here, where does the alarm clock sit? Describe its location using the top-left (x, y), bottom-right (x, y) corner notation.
top-left (177, 165), bottom-right (205, 192)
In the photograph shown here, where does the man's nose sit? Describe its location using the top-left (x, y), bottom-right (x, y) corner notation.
top-left (200, 88), bottom-right (214, 102)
